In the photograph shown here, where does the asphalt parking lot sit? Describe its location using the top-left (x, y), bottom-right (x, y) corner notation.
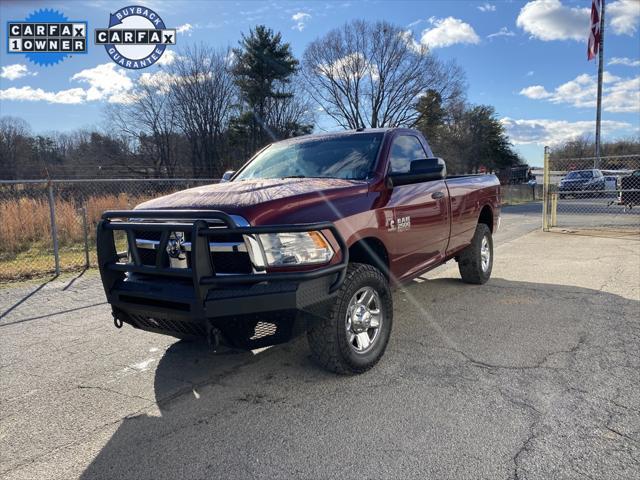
top-left (1, 204), bottom-right (638, 480)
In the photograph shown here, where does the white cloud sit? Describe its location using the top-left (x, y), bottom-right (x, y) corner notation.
top-left (0, 86), bottom-right (86, 104)
top-left (608, 0), bottom-right (640, 35)
top-left (526, 70), bottom-right (535, 76)
top-left (156, 49), bottom-right (179, 66)
top-left (420, 17), bottom-right (480, 49)
top-left (519, 85), bottom-right (552, 99)
top-left (176, 23), bottom-right (193, 35)
top-left (292, 12), bottom-right (311, 31)
top-left (139, 70), bottom-right (173, 86)
top-left (318, 52), bottom-right (379, 81)
top-left (224, 50), bottom-right (237, 67)
top-left (487, 27), bottom-right (515, 39)
top-left (0, 64), bottom-right (37, 81)
top-left (136, 71), bottom-right (175, 96)
top-left (608, 57), bottom-right (640, 67)
top-left (400, 30), bottom-right (425, 54)
top-left (605, 76), bottom-right (640, 113)
top-left (71, 63), bottom-right (134, 103)
top-left (501, 117), bottom-right (632, 145)
top-left (519, 72), bottom-right (640, 113)
top-left (516, 0), bottom-right (589, 41)
top-left (517, 0), bottom-right (639, 41)
top-left (0, 63), bottom-right (135, 104)
top-left (478, 3), bottom-right (496, 12)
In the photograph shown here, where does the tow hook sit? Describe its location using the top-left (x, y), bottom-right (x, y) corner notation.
top-left (112, 312), bottom-right (123, 329)
top-left (208, 326), bottom-right (222, 351)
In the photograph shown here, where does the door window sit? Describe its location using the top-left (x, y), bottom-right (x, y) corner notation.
top-left (388, 135), bottom-right (428, 174)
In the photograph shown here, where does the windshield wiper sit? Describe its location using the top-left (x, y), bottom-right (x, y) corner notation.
top-left (281, 175), bottom-right (308, 179)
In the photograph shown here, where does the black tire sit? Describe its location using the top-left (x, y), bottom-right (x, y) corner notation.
top-left (458, 223), bottom-right (493, 285)
top-left (307, 263), bottom-right (393, 374)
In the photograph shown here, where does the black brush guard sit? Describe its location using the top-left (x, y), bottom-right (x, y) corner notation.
top-left (97, 209), bottom-right (349, 348)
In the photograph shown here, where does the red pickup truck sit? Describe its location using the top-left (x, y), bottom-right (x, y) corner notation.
top-left (97, 128), bottom-right (500, 374)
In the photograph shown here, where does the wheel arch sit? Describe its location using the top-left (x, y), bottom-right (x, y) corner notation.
top-left (478, 204), bottom-right (494, 232)
top-left (348, 237), bottom-right (390, 278)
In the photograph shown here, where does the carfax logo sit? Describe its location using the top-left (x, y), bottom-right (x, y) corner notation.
top-left (6, 9), bottom-right (87, 66)
top-left (95, 6), bottom-right (176, 69)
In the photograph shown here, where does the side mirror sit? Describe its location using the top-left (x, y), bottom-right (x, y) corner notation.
top-left (388, 158), bottom-right (446, 187)
top-left (220, 170), bottom-right (236, 182)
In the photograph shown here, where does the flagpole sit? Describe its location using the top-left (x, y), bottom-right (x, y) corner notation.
top-left (594, 0), bottom-right (605, 168)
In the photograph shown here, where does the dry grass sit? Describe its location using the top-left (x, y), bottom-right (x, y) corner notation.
top-left (0, 193), bottom-right (150, 258)
top-left (0, 193), bottom-right (159, 281)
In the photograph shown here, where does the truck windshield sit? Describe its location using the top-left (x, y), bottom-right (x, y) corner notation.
top-left (234, 133), bottom-right (383, 181)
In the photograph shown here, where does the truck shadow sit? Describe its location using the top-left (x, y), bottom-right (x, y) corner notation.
top-left (80, 278), bottom-right (639, 480)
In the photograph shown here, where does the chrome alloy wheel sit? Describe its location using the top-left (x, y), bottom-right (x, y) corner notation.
top-left (345, 286), bottom-right (383, 354)
top-left (481, 235), bottom-right (491, 273)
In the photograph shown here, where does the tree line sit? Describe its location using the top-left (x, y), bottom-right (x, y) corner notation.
top-left (549, 136), bottom-right (640, 160)
top-left (1, 20), bottom-right (530, 180)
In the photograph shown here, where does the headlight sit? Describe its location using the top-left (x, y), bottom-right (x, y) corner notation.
top-left (258, 231), bottom-right (334, 266)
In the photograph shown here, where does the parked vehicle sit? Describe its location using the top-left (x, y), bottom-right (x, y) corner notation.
top-left (619, 170), bottom-right (640, 207)
top-left (558, 169), bottom-right (606, 198)
top-left (97, 128), bottom-right (500, 374)
top-left (497, 164), bottom-right (530, 185)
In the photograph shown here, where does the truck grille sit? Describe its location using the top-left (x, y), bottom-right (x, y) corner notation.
top-left (133, 230), bottom-right (253, 274)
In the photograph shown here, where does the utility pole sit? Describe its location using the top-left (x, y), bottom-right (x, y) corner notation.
top-left (594, 0), bottom-right (605, 168)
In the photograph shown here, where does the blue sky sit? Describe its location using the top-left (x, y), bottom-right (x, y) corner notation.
top-left (1, 0), bottom-right (639, 167)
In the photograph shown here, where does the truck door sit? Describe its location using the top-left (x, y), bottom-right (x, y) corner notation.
top-left (386, 134), bottom-right (450, 276)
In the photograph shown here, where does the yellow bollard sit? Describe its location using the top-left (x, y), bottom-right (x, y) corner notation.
top-left (550, 193), bottom-right (558, 227)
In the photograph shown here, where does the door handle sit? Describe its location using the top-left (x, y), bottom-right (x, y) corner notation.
top-left (432, 191), bottom-right (445, 199)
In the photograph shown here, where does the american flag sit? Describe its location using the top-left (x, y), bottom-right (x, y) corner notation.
top-left (588, 0), bottom-right (602, 61)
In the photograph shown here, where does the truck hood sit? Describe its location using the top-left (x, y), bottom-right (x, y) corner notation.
top-left (135, 178), bottom-right (370, 225)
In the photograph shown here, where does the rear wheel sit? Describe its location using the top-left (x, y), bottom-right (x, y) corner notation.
top-left (307, 263), bottom-right (393, 374)
top-left (458, 223), bottom-right (493, 284)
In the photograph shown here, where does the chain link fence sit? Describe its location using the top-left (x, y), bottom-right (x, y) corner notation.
top-left (4, 161), bottom-right (626, 284)
top-left (502, 184), bottom-right (542, 205)
top-left (0, 179), bottom-right (218, 283)
top-left (542, 149), bottom-right (640, 233)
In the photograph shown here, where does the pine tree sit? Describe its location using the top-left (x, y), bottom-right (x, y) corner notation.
top-left (232, 26), bottom-right (298, 150)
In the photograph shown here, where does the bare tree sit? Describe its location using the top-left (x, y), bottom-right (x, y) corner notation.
top-left (107, 76), bottom-right (180, 177)
top-left (264, 79), bottom-right (315, 139)
top-left (302, 20), bottom-right (465, 129)
top-left (167, 45), bottom-right (238, 177)
top-left (0, 116), bottom-right (31, 180)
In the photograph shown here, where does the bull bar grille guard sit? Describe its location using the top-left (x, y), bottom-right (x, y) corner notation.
top-left (97, 210), bottom-right (349, 315)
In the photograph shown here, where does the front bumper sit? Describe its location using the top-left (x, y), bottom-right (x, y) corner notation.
top-left (97, 209), bottom-right (348, 349)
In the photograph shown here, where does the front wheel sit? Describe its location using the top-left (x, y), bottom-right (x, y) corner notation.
top-left (458, 223), bottom-right (493, 284)
top-left (307, 263), bottom-right (393, 374)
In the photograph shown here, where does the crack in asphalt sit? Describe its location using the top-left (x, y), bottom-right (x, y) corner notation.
top-left (444, 334), bottom-right (587, 371)
top-left (76, 383), bottom-right (154, 403)
top-left (568, 386), bottom-right (640, 414)
top-left (496, 387), bottom-right (544, 480)
top-left (511, 421), bottom-right (538, 480)
top-left (605, 425), bottom-right (638, 444)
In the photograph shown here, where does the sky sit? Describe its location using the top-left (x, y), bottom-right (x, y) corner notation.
top-left (0, 0), bottom-right (639, 167)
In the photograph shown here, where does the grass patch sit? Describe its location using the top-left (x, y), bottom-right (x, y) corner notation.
top-left (0, 243), bottom-right (96, 282)
top-left (0, 192), bottom-right (157, 282)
